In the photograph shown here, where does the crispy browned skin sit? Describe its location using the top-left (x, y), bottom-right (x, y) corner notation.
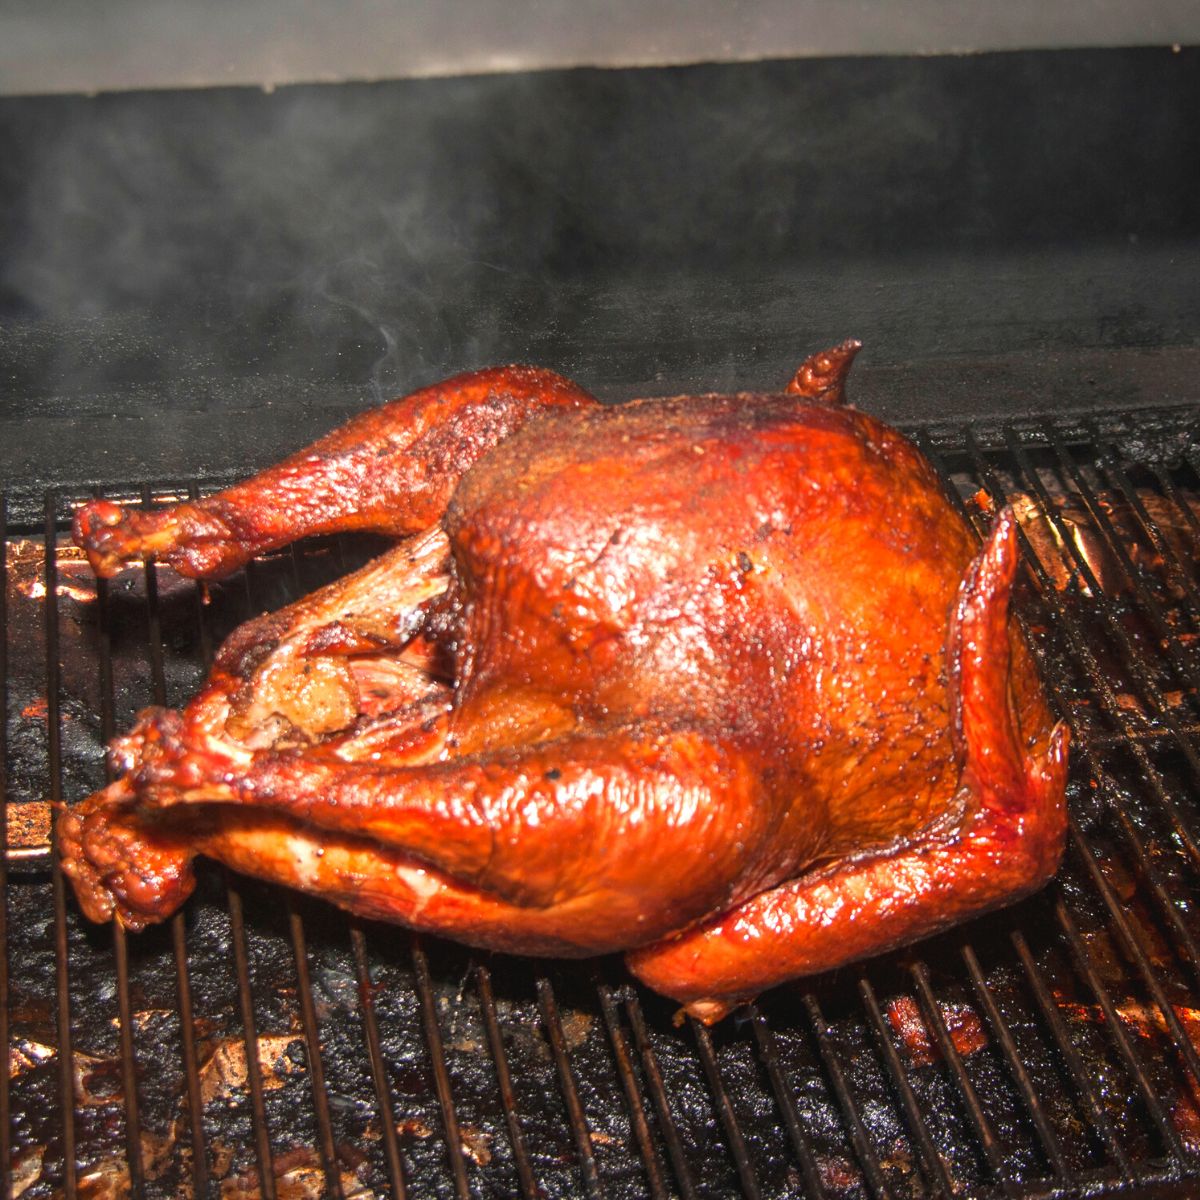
top-left (74, 365), bottom-right (594, 579)
top-left (61, 343), bottom-right (1067, 1020)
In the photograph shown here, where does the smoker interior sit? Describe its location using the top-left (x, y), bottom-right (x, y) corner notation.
top-left (0, 406), bottom-right (1197, 1199)
top-left (1, 44), bottom-right (1199, 1200)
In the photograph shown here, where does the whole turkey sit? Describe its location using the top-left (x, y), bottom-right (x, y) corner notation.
top-left (61, 342), bottom-right (1067, 1021)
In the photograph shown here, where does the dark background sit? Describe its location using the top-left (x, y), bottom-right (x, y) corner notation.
top-left (1, 46), bottom-right (1198, 490)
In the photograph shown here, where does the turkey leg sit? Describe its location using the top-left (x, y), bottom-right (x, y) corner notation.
top-left (627, 509), bottom-right (1069, 1022)
top-left (74, 365), bottom-right (597, 578)
top-left (62, 723), bottom-right (786, 954)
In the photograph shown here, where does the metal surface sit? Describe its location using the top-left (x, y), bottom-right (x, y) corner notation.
top-left (2, 403), bottom-right (1200, 1197)
top-left (4, 0), bottom-right (1199, 98)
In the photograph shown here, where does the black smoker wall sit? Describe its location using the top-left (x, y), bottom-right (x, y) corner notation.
top-left (1, 48), bottom-right (1198, 489)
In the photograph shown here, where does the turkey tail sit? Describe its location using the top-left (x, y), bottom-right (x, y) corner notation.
top-left (948, 507), bottom-right (1069, 817)
top-left (785, 339), bottom-right (862, 403)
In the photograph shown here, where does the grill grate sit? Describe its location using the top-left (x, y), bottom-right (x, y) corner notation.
top-left (2, 405), bottom-right (1199, 1198)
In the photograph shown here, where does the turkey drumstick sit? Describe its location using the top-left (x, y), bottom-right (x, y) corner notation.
top-left (74, 365), bottom-right (597, 579)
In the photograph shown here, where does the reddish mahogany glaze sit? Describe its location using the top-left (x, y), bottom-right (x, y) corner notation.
top-left (61, 343), bottom-right (1066, 1020)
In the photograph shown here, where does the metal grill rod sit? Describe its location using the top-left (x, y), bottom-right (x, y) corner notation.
top-left (597, 984), bottom-right (670, 1199)
top-left (94, 560), bottom-right (146, 1197)
top-left (287, 902), bottom-right (346, 1199)
top-left (411, 935), bottom-right (473, 1199)
top-left (909, 961), bottom-right (1018, 1197)
top-left (1041, 714), bottom-right (1200, 1000)
top-left (537, 975), bottom-right (604, 1199)
top-left (802, 990), bottom-right (893, 1199)
top-left (224, 880), bottom-right (279, 1196)
top-left (965, 431), bottom-right (1200, 818)
top-left (141, 486), bottom-right (211, 1195)
top-left (1102, 799), bottom-right (1200, 994)
top-left (195, 550), bottom-right (278, 1196)
top-left (1009, 930), bottom-right (1133, 1182)
top-left (689, 1015), bottom-right (764, 1200)
top-left (322, 530), bottom-right (410, 1200)
top-left (924, 431), bottom-right (1200, 868)
top-left (1065, 817), bottom-right (1200, 1097)
top-left (857, 976), bottom-right (957, 1197)
top-left (350, 923), bottom-right (409, 1198)
top-left (476, 963), bottom-right (538, 1199)
top-left (1031, 429), bottom-right (1200, 729)
top-left (747, 1004), bottom-right (832, 1200)
top-left (1052, 897), bottom-right (1187, 1165)
top-left (279, 542), bottom-right (351, 1200)
top-left (1090, 432), bottom-right (1200, 619)
top-left (624, 988), bottom-right (700, 1199)
top-left (958, 943), bottom-right (1070, 1181)
top-left (0, 495), bottom-right (11, 1200)
top-left (44, 493), bottom-right (78, 1199)
top-left (168, 917), bottom-right (208, 1196)
top-left (1155, 461), bottom-right (1200, 548)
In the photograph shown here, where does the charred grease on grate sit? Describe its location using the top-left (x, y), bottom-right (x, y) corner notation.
top-left (3, 404), bottom-right (1200, 1196)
